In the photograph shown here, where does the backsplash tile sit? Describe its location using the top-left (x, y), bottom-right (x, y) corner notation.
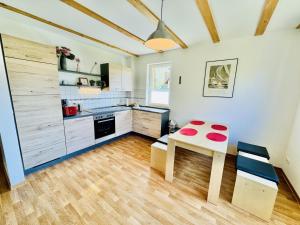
top-left (60, 86), bottom-right (131, 110)
top-left (60, 87), bottom-right (147, 109)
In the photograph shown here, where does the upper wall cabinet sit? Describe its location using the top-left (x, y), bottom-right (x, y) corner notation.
top-left (2, 34), bottom-right (57, 64)
top-left (101, 63), bottom-right (133, 92)
top-left (122, 66), bottom-right (133, 92)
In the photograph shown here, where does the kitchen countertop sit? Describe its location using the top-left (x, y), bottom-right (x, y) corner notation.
top-left (63, 111), bottom-right (94, 120)
top-left (63, 105), bottom-right (169, 120)
top-left (132, 106), bottom-right (169, 114)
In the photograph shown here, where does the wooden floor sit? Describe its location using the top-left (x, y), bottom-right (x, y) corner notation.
top-left (0, 135), bottom-right (299, 225)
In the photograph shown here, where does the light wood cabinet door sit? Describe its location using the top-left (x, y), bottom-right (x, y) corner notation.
top-left (109, 64), bottom-right (122, 91)
top-left (5, 57), bottom-right (60, 95)
top-left (2, 34), bottom-right (57, 64)
top-left (122, 67), bottom-right (133, 91)
top-left (64, 116), bottom-right (95, 154)
top-left (12, 95), bottom-right (66, 169)
top-left (115, 110), bottom-right (132, 136)
top-left (133, 110), bottom-right (161, 138)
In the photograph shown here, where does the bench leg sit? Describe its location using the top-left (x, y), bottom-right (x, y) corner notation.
top-left (165, 139), bottom-right (175, 182)
top-left (207, 152), bottom-right (226, 204)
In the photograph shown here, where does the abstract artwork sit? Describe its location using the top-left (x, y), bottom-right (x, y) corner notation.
top-left (203, 58), bottom-right (238, 98)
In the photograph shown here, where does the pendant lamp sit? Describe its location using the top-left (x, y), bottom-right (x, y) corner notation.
top-left (144, 0), bottom-right (176, 51)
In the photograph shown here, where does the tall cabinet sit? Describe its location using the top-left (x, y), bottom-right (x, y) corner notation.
top-left (1, 34), bottom-right (66, 170)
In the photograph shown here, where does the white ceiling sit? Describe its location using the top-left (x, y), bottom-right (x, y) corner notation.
top-left (0, 0), bottom-right (299, 56)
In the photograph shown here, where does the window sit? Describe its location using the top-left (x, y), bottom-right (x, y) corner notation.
top-left (146, 62), bottom-right (171, 107)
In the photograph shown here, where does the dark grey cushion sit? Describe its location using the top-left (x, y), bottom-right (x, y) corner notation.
top-left (238, 141), bottom-right (270, 159)
top-left (236, 155), bottom-right (279, 185)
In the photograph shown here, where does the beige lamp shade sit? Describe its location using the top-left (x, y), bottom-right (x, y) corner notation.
top-left (144, 21), bottom-right (177, 51)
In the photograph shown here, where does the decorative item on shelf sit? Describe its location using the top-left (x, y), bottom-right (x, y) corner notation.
top-left (203, 58), bottom-right (238, 98)
top-left (89, 80), bottom-right (96, 86)
top-left (96, 80), bottom-right (102, 87)
top-left (60, 80), bottom-right (65, 85)
top-left (75, 58), bottom-right (80, 72)
top-left (78, 77), bottom-right (88, 86)
top-left (56, 46), bottom-right (75, 70)
top-left (90, 62), bottom-right (98, 74)
top-left (144, 0), bottom-right (176, 51)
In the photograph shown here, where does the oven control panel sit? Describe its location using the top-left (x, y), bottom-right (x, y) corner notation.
top-left (94, 113), bottom-right (114, 120)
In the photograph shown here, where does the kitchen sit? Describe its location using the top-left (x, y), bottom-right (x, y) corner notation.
top-left (0, 1), bottom-right (300, 225)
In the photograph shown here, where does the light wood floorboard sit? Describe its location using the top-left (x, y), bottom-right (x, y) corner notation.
top-left (0, 135), bottom-right (299, 225)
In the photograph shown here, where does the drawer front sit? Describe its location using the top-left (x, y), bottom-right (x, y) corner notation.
top-left (18, 123), bottom-right (66, 169)
top-left (64, 116), bottom-right (95, 154)
top-left (133, 110), bottom-right (161, 138)
top-left (133, 110), bottom-right (161, 120)
top-left (2, 34), bottom-right (57, 64)
top-left (5, 57), bottom-right (60, 95)
top-left (132, 124), bottom-right (161, 138)
top-left (66, 137), bottom-right (95, 154)
top-left (22, 139), bottom-right (66, 169)
top-left (12, 95), bottom-right (66, 169)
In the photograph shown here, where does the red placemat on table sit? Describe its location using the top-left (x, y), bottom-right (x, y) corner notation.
top-left (211, 124), bottom-right (227, 131)
top-left (206, 132), bottom-right (227, 142)
top-left (180, 128), bottom-right (198, 136)
top-left (190, 120), bottom-right (205, 125)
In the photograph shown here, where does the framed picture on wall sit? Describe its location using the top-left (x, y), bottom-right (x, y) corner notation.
top-left (203, 58), bottom-right (238, 98)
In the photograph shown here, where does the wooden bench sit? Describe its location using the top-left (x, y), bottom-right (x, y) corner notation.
top-left (150, 142), bottom-right (167, 174)
top-left (232, 153), bottom-right (279, 221)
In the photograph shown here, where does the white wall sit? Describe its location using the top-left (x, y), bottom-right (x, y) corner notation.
top-left (0, 39), bottom-right (25, 186)
top-left (134, 30), bottom-right (300, 166)
top-left (283, 101), bottom-right (300, 196)
top-left (281, 38), bottom-right (300, 196)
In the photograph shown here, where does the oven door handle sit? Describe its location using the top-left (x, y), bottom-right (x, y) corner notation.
top-left (97, 118), bottom-right (115, 123)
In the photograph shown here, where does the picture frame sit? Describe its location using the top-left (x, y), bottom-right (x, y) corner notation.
top-left (203, 58), bottom-right (238, 98)
top-left (79, 77), bottom-right (89, 86)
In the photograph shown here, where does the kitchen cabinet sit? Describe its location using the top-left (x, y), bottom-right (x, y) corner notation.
top-left (101, 63), bottom-right (133, 91)
top-left (115, 110), bottom-right (132, 136)
top-left (64, 116), bottom-right (95, 154)
top-left (133, 110), bottom-right (169, 139)
top-left (2, 34), bottom-right (57, 64)
top-left (2, 34), bottom-right (66, 169)
top-left (5, 57), bottom-right (60, 95)
top-left (122, 67), bottom-right (133, 92)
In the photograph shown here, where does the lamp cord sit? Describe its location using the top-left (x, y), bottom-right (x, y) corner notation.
top-left (161, 0), bottom-right (164, 21)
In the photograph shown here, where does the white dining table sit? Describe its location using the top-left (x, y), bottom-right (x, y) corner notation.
top-left (165, 121), bottom-right (229, 205)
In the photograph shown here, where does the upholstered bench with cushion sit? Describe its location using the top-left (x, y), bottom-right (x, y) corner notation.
top-left (232, 154), bottom-right (279, 221)
top-left (237, 141), bottom-right (270, 160)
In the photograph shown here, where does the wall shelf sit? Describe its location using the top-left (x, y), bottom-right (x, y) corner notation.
top-left (60, 84), bottom-right (101, 88)
top-left (58, 69), bottom-right (101, 77)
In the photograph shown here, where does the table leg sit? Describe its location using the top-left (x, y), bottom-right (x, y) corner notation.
top-left (165, 139), bottom-right (175, 182)
top-left (207, 152), bottom-right (226, 204)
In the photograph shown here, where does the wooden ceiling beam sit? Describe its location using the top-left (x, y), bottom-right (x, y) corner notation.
top-left (127, 0), bottom-right (188, 49)
top-left (60, 0), bottom-right (144, 44)
top-left (255, 0), bottom-right (278, 36)
top-left (195, 0), bottom-right (220, 43)
top-left (0, 2), bottom-right (138, 56)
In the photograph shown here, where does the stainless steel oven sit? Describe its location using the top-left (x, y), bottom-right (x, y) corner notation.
top-left (94, 113), bottom-right (115, 140)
